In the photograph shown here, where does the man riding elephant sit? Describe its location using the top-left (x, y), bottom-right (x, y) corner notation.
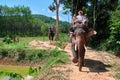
top-left (48, 26), bottom-right (55, 41)
top-left (70, 10), bottom-right (97, 63)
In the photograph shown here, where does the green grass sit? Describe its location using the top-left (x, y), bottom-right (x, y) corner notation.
top-left (0, 33), bottom-right (70, 49)
top-left (0, 36), bottom-right (49, 49)
top-left (114, 66), bottom-right (120, 79)
top-left (59, 33), bottom-right (70, 42)
top-left (0, 37), bottom-right (33, 77)
top-left (0, 65), bottom-right (29, 76)
top-left (41, 48), bottom-right (69, 71)
top-left (0, 35), bottom-right (70, 79)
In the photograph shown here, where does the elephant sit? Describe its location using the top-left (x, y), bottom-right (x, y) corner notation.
top-left (70, 24), bottom-right (97, 71)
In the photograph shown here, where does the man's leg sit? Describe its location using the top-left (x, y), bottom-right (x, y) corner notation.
top-left (87, 28), bottom-right (97, 38)
top-left (85, 28), bottom-right (97, 49)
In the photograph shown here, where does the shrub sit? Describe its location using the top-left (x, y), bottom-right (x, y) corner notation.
top-left (15, 50), bottom-right (26, 61)
top-left (26, 49), bottom-right (48, 62)
top-left (107, 5), bottom-right (120, 56)
top-left (3, 35), bottom-right (12, 44)
top-left (0, 48), bottom-right (8, 58)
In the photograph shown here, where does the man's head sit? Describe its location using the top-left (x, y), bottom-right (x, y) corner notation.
top-left (78, 10), bottom-right (83, 15)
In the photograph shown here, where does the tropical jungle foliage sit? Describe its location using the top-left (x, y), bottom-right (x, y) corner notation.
top-left (62, 0), bottom-right (120, 56)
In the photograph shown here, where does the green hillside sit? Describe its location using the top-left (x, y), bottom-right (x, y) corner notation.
top-left (32, 14), bottom-right (71, 33)
top-left (0, 5), bottom-right (70, 37)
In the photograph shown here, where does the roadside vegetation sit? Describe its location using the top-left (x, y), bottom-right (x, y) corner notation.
top-left (0, 36), bottom-right (69, 79)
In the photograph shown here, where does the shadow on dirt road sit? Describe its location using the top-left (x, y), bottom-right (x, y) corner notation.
top-left (83, 59), bottom-right (112, 73)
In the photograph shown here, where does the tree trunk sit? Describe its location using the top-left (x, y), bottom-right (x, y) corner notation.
top-left (55, 5), bottom-right (59, 41)
top-left (93, 2), bottom-right (96, 28)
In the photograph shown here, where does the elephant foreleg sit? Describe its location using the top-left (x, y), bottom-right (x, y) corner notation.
top-left (76, 35), bottom-right (86, 71)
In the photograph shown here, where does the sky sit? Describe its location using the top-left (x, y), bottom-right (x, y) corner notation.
top-left (0, 0), bottom-right (71, 22)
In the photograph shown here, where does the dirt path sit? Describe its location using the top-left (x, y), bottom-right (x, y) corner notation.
top-left (64, 43), bottom-right (117, 80)
top-left (29, 40), bottom-right (119, 80)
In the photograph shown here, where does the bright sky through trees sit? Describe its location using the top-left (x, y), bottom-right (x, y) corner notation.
top-left (0, 0), bottom-right (71, 22)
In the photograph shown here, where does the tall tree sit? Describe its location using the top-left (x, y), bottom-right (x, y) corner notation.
top-left (49, 0), bottom-right (65, 40)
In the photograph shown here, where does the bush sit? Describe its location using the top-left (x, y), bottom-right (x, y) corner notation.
top-left (0, 48), bottom-right (8, 58)
top-left (15, 50), bottom-right (26, 61)
top-left (26, 49), bottom-right (48, 62)
top-left (107, 5), bottom-right (120, 56)
top-left (3, 35), bottom-right (12, 44)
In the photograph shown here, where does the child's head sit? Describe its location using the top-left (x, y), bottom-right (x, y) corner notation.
top-left (73, 14), bottom-right (76, 17)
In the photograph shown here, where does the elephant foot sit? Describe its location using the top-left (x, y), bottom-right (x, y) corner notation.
top-left (72, 57), bottom-right (78, 63)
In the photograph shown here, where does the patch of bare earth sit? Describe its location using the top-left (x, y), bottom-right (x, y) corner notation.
top-left (29, 40), bottom-right (120, 80)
